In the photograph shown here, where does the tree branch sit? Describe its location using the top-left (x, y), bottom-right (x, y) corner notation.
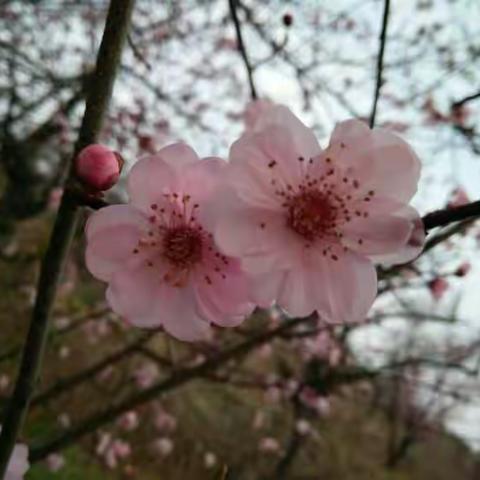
top-left (369, 0), bottom-right (391, 128)
top-left (29, 316), bottom-right (309, 462)
top-left (0, 0), bottom-right (135, 476)
top-left (228, 0), bottom-right (257, 100)
top-left (452, 89), bottom-right (480, 109)
top-left (422, 200), bottom-right (480, 231)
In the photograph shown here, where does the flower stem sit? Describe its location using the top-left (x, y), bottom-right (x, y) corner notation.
top-left (0, 0), bottom-right (135, 476)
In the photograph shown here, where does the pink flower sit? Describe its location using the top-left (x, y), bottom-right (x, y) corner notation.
top-left (210, 107), bottom-right (423, 322)
top-left (75, 144), bottom-right (123, 191)
top-left (85, 143), bottom-right (254, 341)
top-left (1, 427), bottom-right (29, 480)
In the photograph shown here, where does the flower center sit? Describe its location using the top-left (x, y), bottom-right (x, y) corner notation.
top-left (287, 191), bottom-right (336, 241)
top-left (162, 226), bottom-right (203, 268)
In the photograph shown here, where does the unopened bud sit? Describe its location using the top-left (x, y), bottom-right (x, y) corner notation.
top-left (75, 144), bottom-right (123, 191)
top-left (282, 13), bottom-right (293, 27)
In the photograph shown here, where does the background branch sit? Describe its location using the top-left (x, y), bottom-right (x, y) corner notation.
top-left (228, 0), bottom-right (257, 100)
top-left (369, 0), bottom-right (391, 128)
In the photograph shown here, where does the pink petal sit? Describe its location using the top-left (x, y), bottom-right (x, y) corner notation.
top-left (341, 214), bottom-right (413, 256)
top-left (193, 261), bottom-right (254, 327)
top-left (86, 225), bottom-right (145, 281)
top-left (253, 105), bottom-right (321, 160)
top-left (370, 205), bottom-right (425, 265)
top-left (229, 113), bottom-right (321, 208)
top-left (127, 143), bottom-right (198, 212)
top-left (106, 265), bottom-right (162, 327)
top-left (157, 285), bottom-right (212, 341)
top-left (278, 250), bottom-right (377, 323)
top-left (85, 204), bottom-right (146, 240)
top-left (180, 157), bottom-right (226, 204)
top-left (210, 191), bottom-right (302, 274)
top-left (249, 270), bottom-right (287, 308)
top-left (329, 120), bottom-right (421, 202)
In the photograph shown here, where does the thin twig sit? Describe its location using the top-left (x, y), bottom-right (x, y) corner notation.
top-left (369, 0), bottom-right (390, 128)
top-left (452, 89), bottom-right (480, 109)
top-left (228, 0), bottom-right (257, 100)
top-left (0, 0), bottom-right (135, 476)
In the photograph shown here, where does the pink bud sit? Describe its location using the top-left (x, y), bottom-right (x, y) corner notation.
top-left (75, 144), bottom-right (123, 191)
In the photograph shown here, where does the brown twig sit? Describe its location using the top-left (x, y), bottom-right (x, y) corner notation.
top-left (228, 0), bottom-right (257, 100)
top-left (369, 0), bottom-right (391, 128)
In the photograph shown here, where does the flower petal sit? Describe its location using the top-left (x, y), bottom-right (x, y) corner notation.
top-left (329, 120), bottom-right (421, 202)
top-left (370, 205), bottom-right (425, 265)
top-left (278, 250), bottom-right (377, 323)
top-left (106, 264), bottom-right (162, 327)
top-left (157, 285), bottom-right (212, 341)
top-left (127, 143), bottom-right (199, 212)
top-left (341, 214), bottom-right (413, 256)
top-left (86, 204), bottom-right (146, 240)
top-left (194, 262), bottom-right (254, 327)
top-left (209, 190), bottom-right (302, 274)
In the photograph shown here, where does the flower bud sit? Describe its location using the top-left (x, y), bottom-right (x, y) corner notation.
top-left (282, 13), bottom-right (293, 27)
top-left (75, 144), bottom-right (123, 191)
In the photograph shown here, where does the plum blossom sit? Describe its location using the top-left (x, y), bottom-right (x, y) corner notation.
top-left (0, 427), bottom-right (29, 480)
top-left (85, 143), bottom-right (254, 341)
top-left (210, 104), bottom-right (424, 322)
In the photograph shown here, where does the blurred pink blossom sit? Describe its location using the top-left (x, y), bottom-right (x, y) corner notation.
top-left (152, 437), bottom-right (174, 457)
top-left (258, 437), bottom-right (280, 453)
top-left (117, 411), bottom-right (139, 431)
top-left (46, 453), bottom-right (65, 473)
top-left (153, 408), bottom-right (177, 433)
top-left (132, 362), bottom-right (159, 389)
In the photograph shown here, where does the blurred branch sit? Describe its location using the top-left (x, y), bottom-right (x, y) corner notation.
top-left (29, 316), bottom-right (309, 462)
top-left (0, 0), bottom-right (135, 476)
top-left (31, 332), bottom-right (154, 407)
top-left (452, 89), bottom-right (480, 109)
top-left (369, 0), bottom-right (390, 128)
top-left (228, 0), bottom-right (257, 100)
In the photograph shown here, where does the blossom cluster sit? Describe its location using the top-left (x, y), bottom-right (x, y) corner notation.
top-left (84, 102), bottom-right (424, 341)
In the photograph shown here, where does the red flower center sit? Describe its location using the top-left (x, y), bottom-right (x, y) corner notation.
top-left (287, 191), bottom-right (336, 241)
top-left (162, 226), bottom-right (203, 268)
